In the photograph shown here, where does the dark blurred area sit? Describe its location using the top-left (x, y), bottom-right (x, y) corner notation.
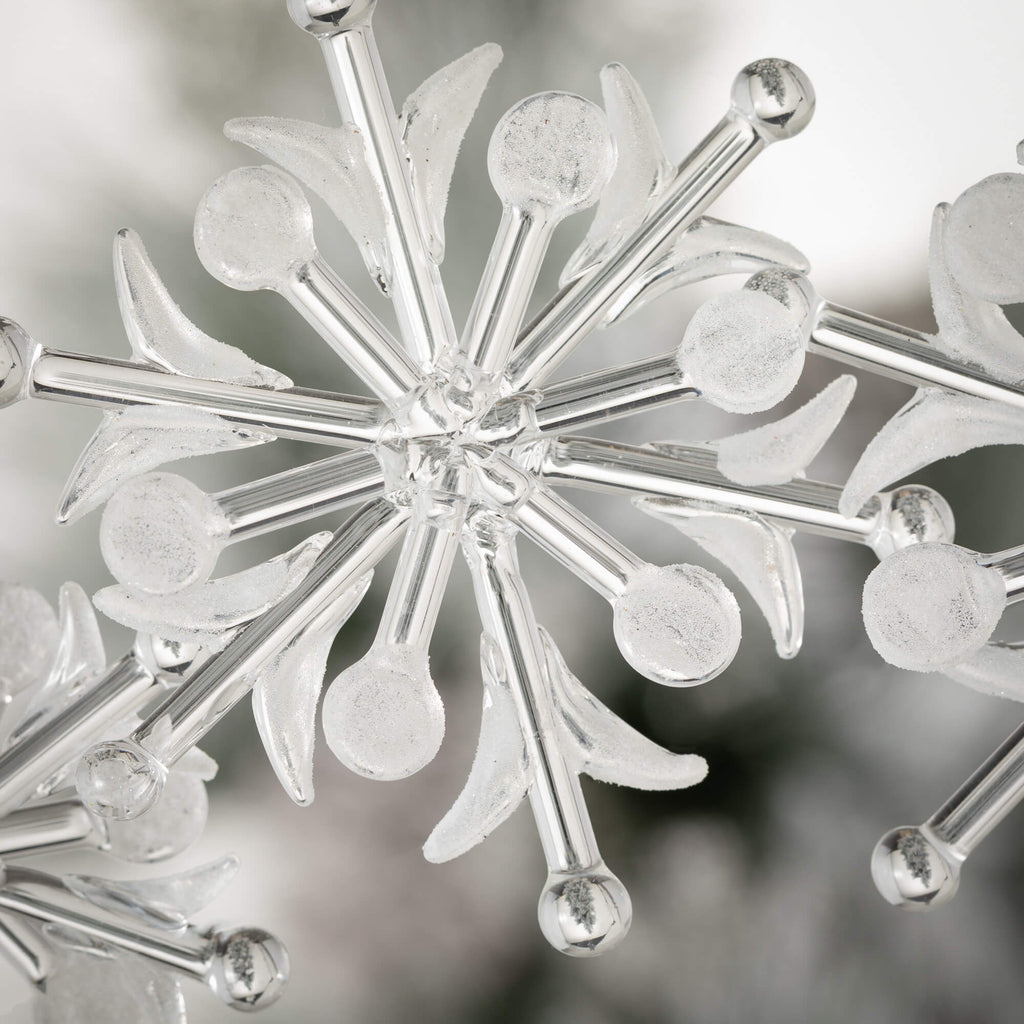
top-left (3, 2), bottom-right (1024, 1022)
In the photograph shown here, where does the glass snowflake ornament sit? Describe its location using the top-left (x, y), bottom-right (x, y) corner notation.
top-left (0, 582), bottom-right (288, 1021)
top-left (2, 0), bottom-right (1024, 1007)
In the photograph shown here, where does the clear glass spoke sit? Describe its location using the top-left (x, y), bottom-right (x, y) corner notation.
top-left (0, 799), bottom-right (95, 858)
top-left (0, 865), bottom-right (288, 1010)
top-left (26, 347), bottom-right (385, 446)
top-left (293, 5), bottom-right (458, 365)
top-left (100, 451), bottom-right (385, 593)
top-left (461, 92), bottom-right (613, 377)
top-left (539, 436), bottom-right (881, 543)
top-left (194, 165), bottom-right (421, 402)
top-left (463, 522), bottom-right (631, 956)
top-left (872, 716), bottom-right (1024, 910)
top-left (533, 354), bottom-right (697, 434)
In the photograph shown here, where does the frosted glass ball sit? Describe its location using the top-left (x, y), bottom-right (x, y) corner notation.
top-left (613, 564), bottom-right (741, 686)
top-left (322, 645), bottom-right (444, 780)
top-left (871, 826), bottom-right (960, 910)
top-left (195, 166), bottom-right (315, 291)
top-left (862, 543), bottom-right (1006, 671)
top-left (488, 92), bottom-right (614, 215)
top-left (678, 289), bottom-right (805, 414)
top-left (538, 866), bottom-right (632, 957)
top-left (945, 173), bottom-right (1024, 303)
top-left (101, 473), bottom-right (225, 594)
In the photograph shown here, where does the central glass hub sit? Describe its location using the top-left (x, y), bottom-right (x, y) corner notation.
top-left (375, 364), bottom-right (539, 512)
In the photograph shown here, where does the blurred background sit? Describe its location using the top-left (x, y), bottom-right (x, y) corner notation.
top-left (3, 1), bottom-right (1024, 1021)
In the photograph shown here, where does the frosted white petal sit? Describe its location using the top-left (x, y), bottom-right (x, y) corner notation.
top-left (561, 62), bottom-right (673, 285)
top-left (635, 499), bottom-right (803, 659)
top-left (715, 375), bottom-right (856, 485)
top-left (488, 92), bottom-right (614, 215)
top-left (224, 119), bottom-right (392, 290)
top-left (12, 583), bottom-right (106, 741)
top-left (929, 204), bottom-right (1024, 382)
top-left (65, 855), bottom-right (239, 931)
top-left (101, 472), bottom-right (229, 595)
top-left (322, 643), bottom-right (444, 780)
top-left (678, 289), bottom-right (805, 414)
top-left (613, 563), bottom-right (741, 686)
top-left (423, 634), bottom-right (530, 863)
top-left (401, 43), bottom-right (503, 263)
top-left (114, 229), bottom-right (291, 388)
top-left (0, 582), bottom-right (58, 699)
top-left (93, 532), bottom-right (331, 640)
top-left (944, 642), bottom-right (1024, 701)
top-left (252, 571), bottom-right (372, 805)
top-left (194, 165), bottom-right (317, 292)
top-left (839, 388), bottom-right (1024, 517)
top-left (57, 405), bottom-right (273, 525)
top-left (944, 173), bottom-right (1024, 303)
top-left (38, 949), bottom-right (185, 1024)
top-left (103, 769), bottom-right (210, 862)
top-left (862, 543), bottom-right (1006, 672)
top-left (606, 217), bottom-right (810, 326)
top-left (539, 627), bottom-right (707, 789)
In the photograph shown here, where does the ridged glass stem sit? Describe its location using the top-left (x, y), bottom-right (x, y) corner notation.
top-left (286, 256), bottom-right (420, 401)
top-left (810, 303), bottom-right (1024, 410)
top-left (30, 351), bottom-right (384, 446)
top-left (465, 525), bottom-right (600, 874)
top-left (134, 500), bottom-right (409, 768)
top-left (319, 24), bottom-right (457, 366)
top-left (0, 866), bottom-right (210, 977)
top-left (462, 207), bottom-right (554, 376)
top-left (979, 543), bottom-right (1024, 602)
top-left (0, 655), bottom-right (156, 818)
top-left (926, 719), bottom-right (1024, 858)
top-left (508, 113), bottom-right (763, 390)
top-left (533, 354), bottom-right (697, 434)
top-left (377, 511), bottom-right (462, 648)
top-left (0, 799), bottom-right (95, 858)
top-left (215, 450), bottom-right (385, 541)
top-left (540, 436), bottom-right (881, 543)
top-left (505, 474), bottom-right (642, 601)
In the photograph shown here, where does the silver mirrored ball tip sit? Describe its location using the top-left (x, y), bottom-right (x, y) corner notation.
top-left (870, 485), bottom-right (956, 558)
top-left (732, 59), bottom-right (815, 141)
top-left (287, 0), bottom-right (376, 35)
top-left (871, 826), bottom-right (960, 909)
top-left (537, 867), bottom-right (632, 957)
top-left (134, 633), bottom-right (206, 681)
top-left (208, 927), bottom-right (290, 1010)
